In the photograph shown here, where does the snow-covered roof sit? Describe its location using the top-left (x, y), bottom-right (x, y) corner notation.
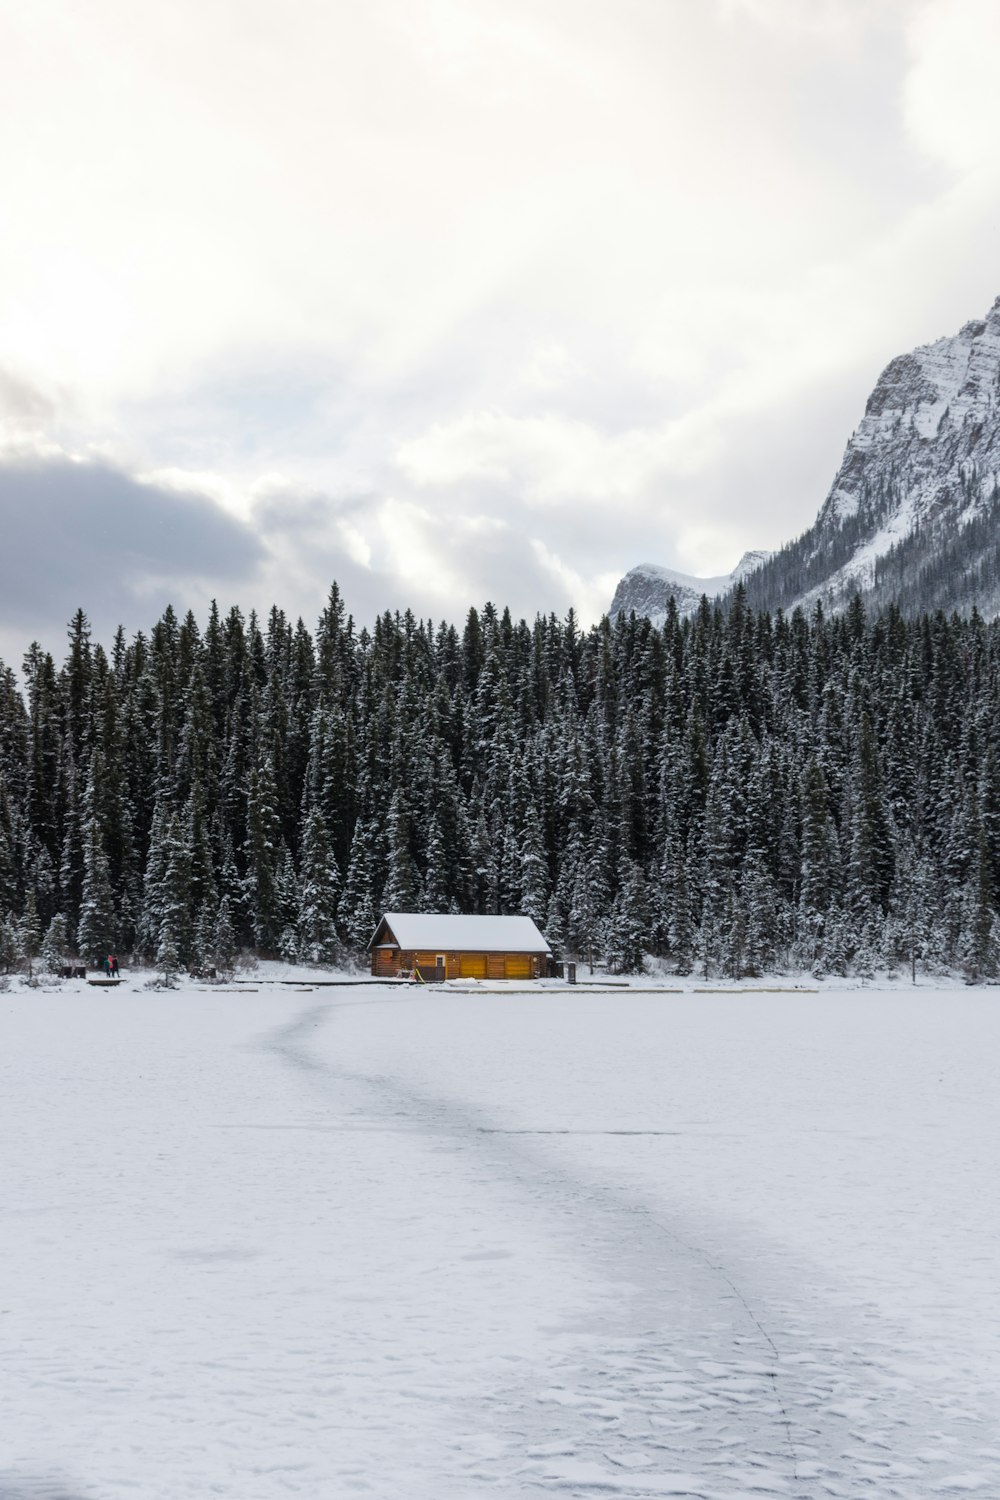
top-left (371, 912), bottom-right (551, 954)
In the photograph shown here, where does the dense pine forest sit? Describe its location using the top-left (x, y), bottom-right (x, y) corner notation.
top-left (1, 582), bottom-right (1000, 981)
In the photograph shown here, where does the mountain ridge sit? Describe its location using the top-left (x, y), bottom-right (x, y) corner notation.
top-left (609, 550), bottom-right (773, 623)
top-left (610, 296), bottom-right (1000, 622)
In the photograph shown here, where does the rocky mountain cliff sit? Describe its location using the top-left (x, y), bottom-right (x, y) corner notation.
top-left (609, 551), bottom-right (772, 623)
top-left (611, 296), bottom-right (1000, 623)
top-left (736, 297), bottom-right (1000, 619)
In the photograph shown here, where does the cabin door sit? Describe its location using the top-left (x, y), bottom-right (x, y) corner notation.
top-left (505, 955), bottom-right (532, 980)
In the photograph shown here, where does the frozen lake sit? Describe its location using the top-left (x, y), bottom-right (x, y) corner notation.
top-left (2, 984), bottom-right (999, 1498)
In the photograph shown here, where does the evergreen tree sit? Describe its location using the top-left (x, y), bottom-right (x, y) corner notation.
top-left (959, 825), bottom-right (998, 981)
top-left (668, 845), bottom-right (695, 974)
top-left (799, 758), bottom-right (837, 968)
top-left (138, 796), bottom-right (171, 960)
top-left (338, 817), bottom-right (378, 953)
top-left (519, 799), bottom-right (549, 928)
top-left (192, 897), bottom-right (218, 974)
top-left (0, 774), bottom-right (17, 915)
top-left (213, 894), bottom-right (238, 977)
top-left (156, 923), bottom-right (181, 986)
top-left (156, 814), bottom-right (193, 968)
top-left (18, 890), bottom-right (42, 978)
top-left (40, 912), bottom-right (70, 974)
top-left (605, 856), bottom-right (647, 973)
top-left (382, 790), bottom-right (418, 911)
top-left (298, 808), bottom-right (341, 963)
top-left (567, 827), bottom-right (610, 973)
top-left (422, 810), bottom-right (451, 911)
top-left (244, 752), bottom-right (282, 949)
top-left (77, 817), bottom-right (116, 964)
top-left (0, 914), bottom-right (18, 974)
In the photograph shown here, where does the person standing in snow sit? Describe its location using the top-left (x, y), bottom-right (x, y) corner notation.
top-left (110, 954), bottom-right (120, 978)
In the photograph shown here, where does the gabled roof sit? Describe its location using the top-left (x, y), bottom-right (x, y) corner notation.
top-left (369, 912), bottom-right (551, 954)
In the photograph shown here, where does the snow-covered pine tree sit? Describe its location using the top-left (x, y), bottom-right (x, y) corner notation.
top-left (77, 817), bottom-right (115, 964)
top-left (740, 858), bottom-right (776, 977)
top-left (0, 773), bottom-right (16, 916)
top-left (338, 816), bottom-right (378, 954)
top-left (58, 736), bottom-right (84, 943)
top-left (155, 924), bottom-right (181, 987)
top-left (699, 767), bottom-right (731, 980)
top-left (382, 789), bottom-right (418, 913)
top-left (192, 897), bottom-right (217, 974)
top-left (29, 843), bottom-right (57, 934)
top-left (244, 751), bottom-right (282, 951)
top-left (156, 813), bottom-right (193, 969)
top-left (564, 827), bottom-right (601, 971)
top-left (844, 708), bottom-right (894, 925)
top-left (799, 757), bottom-right (837, 970)
top-left (0, 913), bottom-right (17, 974)
top-left (422, 810), bottom-right (450, 912)
top-left (40, 912), bottom-right (70, 974)
top-left (217, 833), bottom-right (249, 947)
top-left (298, 807), bottom-right (341, 963)
top-left (958, 824), bottom-right (998, 982)
top-left (213, 894), bottom-right (238, 977)
top-left (17, 890), bottom-right (42, 978)
top-left (184, 779), bottom-right (217, 931)
top-left (519, 798), bottom-right (549, 929)
top-left (544, 891), bottom-right (566, 960)
top-left (668, 844), bottom-right (695, 974)
top-left (276, 842), bottom-right (300, 934)
top-left (605, 855), bottom-right (648, 973)
top-left (137, 795), bottom-right (171, 960)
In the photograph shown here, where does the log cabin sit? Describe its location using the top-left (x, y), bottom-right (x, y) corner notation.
top-left (368, 912), bottom-right (551, 981)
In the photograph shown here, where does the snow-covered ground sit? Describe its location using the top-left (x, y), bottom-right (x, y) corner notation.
top-left (2, 980), bottom-right (999, 1498)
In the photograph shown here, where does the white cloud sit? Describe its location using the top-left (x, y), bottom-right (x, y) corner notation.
top-left (0, 0), bottom-right (998, 654)
top-left (141, 465), bottom-right (250, 520)
top-left (716, 0), bottom-right (899, 41)
top-left (520, 342), bottom-right (581, 393)
top-left (396, 409), bottom-right (719, 507)
top-left (376, 496), bottom-right (459, 600)
top-left (902, 0), bottom-right (1000, 175)
top-left (529, 538), bottom-right (619, 625)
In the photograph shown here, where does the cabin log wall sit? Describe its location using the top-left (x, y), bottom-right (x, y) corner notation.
top-left (370, 947), bottom-right (543, 980)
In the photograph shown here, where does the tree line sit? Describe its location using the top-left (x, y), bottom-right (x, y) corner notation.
top-left (1, 583), bottom-right (999, 981)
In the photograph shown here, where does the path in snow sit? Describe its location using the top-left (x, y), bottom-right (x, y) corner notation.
top-left (2, 987), bottom-right (998, 1499)
top-left (257, 994), bottom-right (1000, 1498)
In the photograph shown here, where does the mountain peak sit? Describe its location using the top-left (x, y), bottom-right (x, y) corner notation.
top-left (735, 297), bottom-right (1000, 619)
top-left (609, 297), bottom-right (1000, 626)
top-left (609, 550), bottom-right (772, 623)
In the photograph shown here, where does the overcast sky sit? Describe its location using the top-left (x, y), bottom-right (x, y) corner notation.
top-left (1, 0), bottom-right (999, 664)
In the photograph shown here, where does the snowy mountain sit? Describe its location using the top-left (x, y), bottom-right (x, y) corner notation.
top-left (609, 550), bottom-right (772, 623)
top-left (737, 296), bottom-right (1000, 619)
top-left (611, 297), bottom-right (1000, 624)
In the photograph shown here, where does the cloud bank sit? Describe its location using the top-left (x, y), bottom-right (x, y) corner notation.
top-left (0, 0), bottom-right (998, 663)
top-left (0, 460), bottom-right (264, 660)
